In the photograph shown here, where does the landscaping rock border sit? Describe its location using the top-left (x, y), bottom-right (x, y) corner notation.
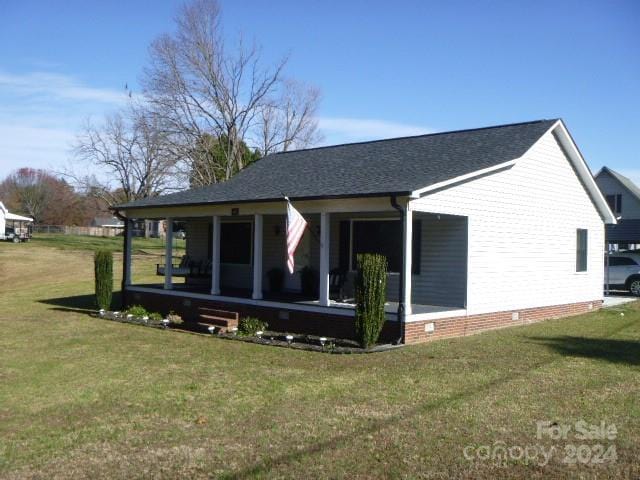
top-left (95, 310), bottom-right (401, 354)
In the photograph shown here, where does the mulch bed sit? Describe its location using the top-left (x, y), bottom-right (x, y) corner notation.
top-left (95, 311), bottom-right (401, 354)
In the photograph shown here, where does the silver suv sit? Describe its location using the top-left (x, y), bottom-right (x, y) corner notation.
top-left (606, 253), bottom-right (640, 296)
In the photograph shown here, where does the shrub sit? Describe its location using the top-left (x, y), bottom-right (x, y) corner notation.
top-left (126, 305), bottom-right (149, 318)
top-left (354, 253), bottom-right (388, 349)
top-left (94, 250), bottom-right (113, 310)
top-left (167, 311), bottom-right (183, 324)
top-left (149, 312), bottom-right (163, 322)
top-left (238, 316), bottom-right (268, 336)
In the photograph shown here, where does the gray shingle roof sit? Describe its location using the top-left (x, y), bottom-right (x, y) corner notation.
top-left (598, 167), bottom-right (640, 203)
top-left (117, 119), bottom-right (558, 210)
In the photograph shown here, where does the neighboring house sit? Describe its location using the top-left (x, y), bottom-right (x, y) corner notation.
top-left (114, 119), bottom-right (615, 344)
top-left (0, 201), bottom-right (34, 242)
top-left (91, 216), bottom-right (125, 230)
top-left (594, 167), bottom-right (640, 250)
top-left (132, 219), bottom-right (165, 238)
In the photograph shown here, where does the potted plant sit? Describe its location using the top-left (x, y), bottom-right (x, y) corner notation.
top-left (300, 266), bottom-right (319, 297)
top-left (267, 267), bottom-right (285, 293)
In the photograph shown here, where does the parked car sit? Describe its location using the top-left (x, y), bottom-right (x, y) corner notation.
top-left (174, 229), bottom-right (186, 240)
top-left (606, 253), bottom-right (640, 296)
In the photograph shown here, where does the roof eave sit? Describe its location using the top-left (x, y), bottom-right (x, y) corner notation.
top-left (550, 120), bottom-right (617, 225)
top-left (410, 159), bottom-right (518, 198)
top-left (111, 191), bottom-right (414, 212)
top-left (596, 167), bottom-right (640, 204)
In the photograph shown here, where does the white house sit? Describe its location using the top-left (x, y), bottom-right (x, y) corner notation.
top-left (113, 119), bottom-right (615, 344)
top-left (0, 201), bottom-right (33, 243)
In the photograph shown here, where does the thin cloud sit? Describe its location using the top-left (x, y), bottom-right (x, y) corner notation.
top-left (0, 69), bottom-right (126, 179)
top-left (318, 117), bottom-right (432, 144)
top-left (0, 70), bottom-right (126, 104)
top-left (0, 123), bottom-right (75, 175)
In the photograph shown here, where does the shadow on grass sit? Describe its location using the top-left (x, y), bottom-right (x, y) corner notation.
top-left (39, 291), bottom-right (122, 314)
top-left (526, 335), bottom-right (640, 366)
top-left (221, 329), bottom-right (639, 478)
top-left (219, 354), bottom-right (562, 479)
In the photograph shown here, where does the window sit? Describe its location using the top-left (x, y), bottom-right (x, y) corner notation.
top-left (348, 219), bottom-right (421, 273)
top-left (576, 229), bottom-right (588, 272)
top-left (605, 194), bottom-right (622, 214)
top-left (220, 222), bottom-right (252, 264)
top-left (608, 256), bottom-right (638, 267)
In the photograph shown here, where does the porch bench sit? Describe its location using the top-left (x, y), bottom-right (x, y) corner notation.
top-left (197, 307), bottom-right (239, 333)
top-left (156, 255), bottom-right (201, 277)
top-left (187, 259), bottom-right (212, 278)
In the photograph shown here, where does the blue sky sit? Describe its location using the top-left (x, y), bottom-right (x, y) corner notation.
top-left (0, 0), bottom-right (638, 184)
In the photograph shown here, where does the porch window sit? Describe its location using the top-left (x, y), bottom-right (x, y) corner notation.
top-left (220, 222), bottom-right (252, 265)
top-left (576, 229), bottom-right (588, 272)
top-left (348, 219), bottom-right (421, 274)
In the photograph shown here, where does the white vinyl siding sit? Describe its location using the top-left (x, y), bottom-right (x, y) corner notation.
top-left (411, 130), bottom-right (605, 315)
top-left (185, 218), bottom-right (209, 261)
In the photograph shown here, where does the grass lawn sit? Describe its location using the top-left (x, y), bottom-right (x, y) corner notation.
top-left (29, 232), bottom-right (186, 255)
top-left (0, 241), bottom-right (639, 479)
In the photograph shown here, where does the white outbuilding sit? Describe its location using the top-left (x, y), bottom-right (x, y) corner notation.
top-left (0, 201), bottom-right (34, 243)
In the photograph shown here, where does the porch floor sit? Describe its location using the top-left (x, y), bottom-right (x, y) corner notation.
top-left (133, 283), bottom-right (466, 318)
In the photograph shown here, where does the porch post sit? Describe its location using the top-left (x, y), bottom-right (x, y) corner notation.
top-left (124, 218), bottom-right (133, 286)
top-left (319, 212), bottom-right (330, 306)
top-left (252, 214), bottom-right (263, 299)
top-left (403, 206), bottom-right (413, 315)
top-left (164, 217), bottom-right (173, 290)
top-left (211, 215), bottom-right (221, 295)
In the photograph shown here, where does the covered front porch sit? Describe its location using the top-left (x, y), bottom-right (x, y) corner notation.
top-left (121, 198), bottom-right (468, 338)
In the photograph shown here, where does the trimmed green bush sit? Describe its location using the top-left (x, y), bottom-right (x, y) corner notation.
top-left (354, 253), bottom-right (388, 349)
top-left (126, 305), bottom-right (149, 317)
top-left (94, 250), bottom-right (113, 310)
top-left (238, 317), bottom-right (268, 336)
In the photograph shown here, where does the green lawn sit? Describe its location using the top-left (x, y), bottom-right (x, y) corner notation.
top-left (30, 232), bottom-right (186, 255)
top-left (0, 242), bottom-right (639, 479)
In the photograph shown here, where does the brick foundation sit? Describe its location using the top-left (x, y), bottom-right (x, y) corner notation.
top-left (125, 288), bottom-right (602, 346)
top-left (125, 288), bottom-right (401, 343)
top-left (404, 300), bottom-right (603, 344)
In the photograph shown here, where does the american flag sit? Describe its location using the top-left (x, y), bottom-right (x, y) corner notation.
top-left (285, 197), bottom-right (307, 274)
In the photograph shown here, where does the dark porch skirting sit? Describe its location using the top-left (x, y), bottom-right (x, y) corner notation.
top-left (124, 288), bottom-right (401, 344)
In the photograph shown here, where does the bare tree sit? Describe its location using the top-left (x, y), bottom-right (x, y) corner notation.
top-left (142, 0), bottom-right (321, 185)
top-left (259, 80), bottom-right (322, 156)
top-left (72, 106), bottom-right (178, 207)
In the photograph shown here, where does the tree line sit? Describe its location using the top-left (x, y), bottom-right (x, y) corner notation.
top-left (0, 168), bottom-right (107, 225)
